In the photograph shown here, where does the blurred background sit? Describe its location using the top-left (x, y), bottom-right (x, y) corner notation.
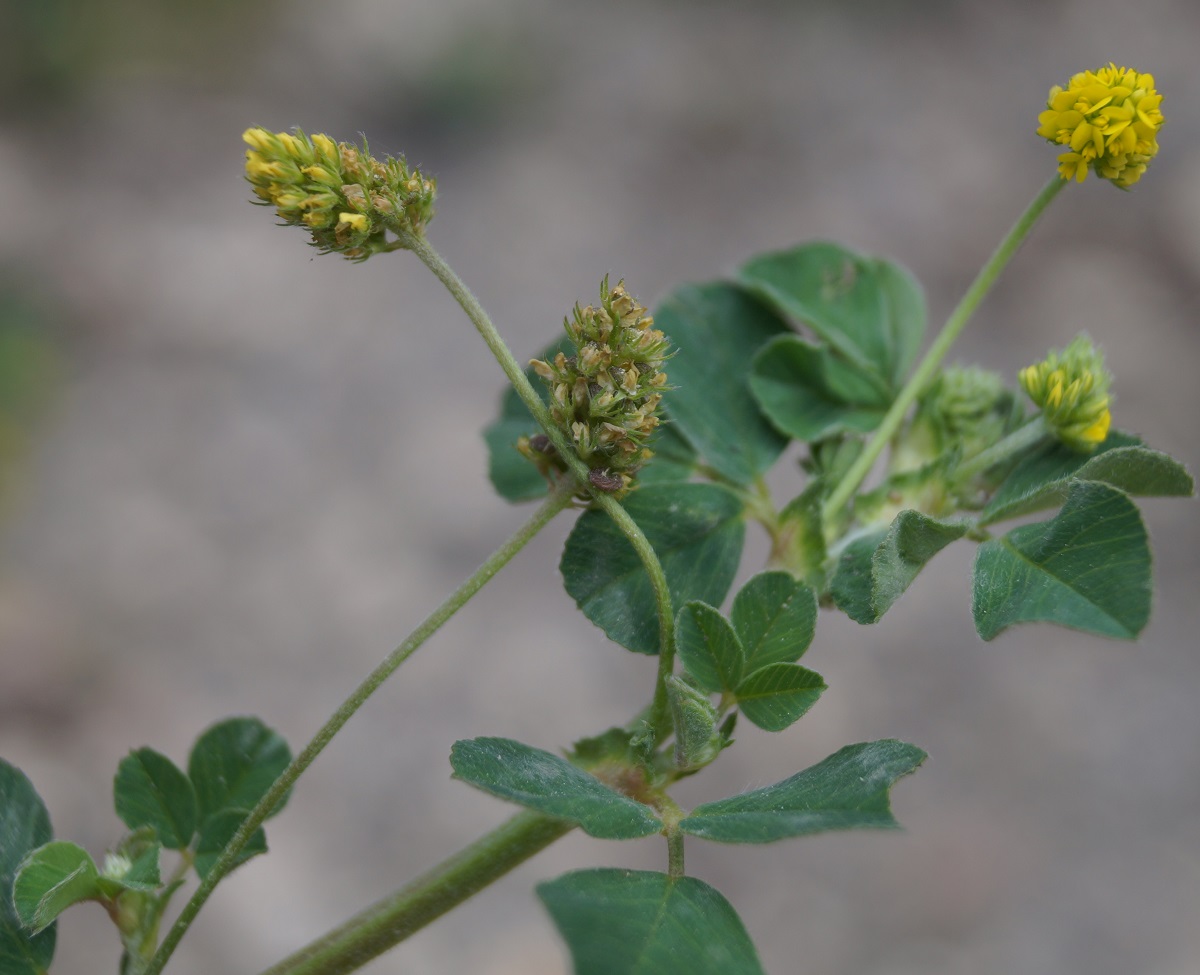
top-left (1, 0), bottom-right (1198, 972)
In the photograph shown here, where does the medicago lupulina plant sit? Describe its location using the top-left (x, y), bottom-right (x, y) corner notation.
top-left (1, 62), bottom-right (1192, 975)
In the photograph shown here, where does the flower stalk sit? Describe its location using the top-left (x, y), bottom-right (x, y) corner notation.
top-left (822, 175), bottom-right (1066, 524)
top-left (142, 478), bottom-right (576, 975)
top-left (394, 229), bottom-right (678, 746)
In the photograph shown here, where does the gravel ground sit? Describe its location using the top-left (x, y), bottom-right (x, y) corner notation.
top-left (2, 1), bottom-right (1198, 973)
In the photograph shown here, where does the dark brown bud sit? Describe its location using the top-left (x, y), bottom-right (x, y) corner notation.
top-left (528, 433), bottom-right (554, 454)
top-left (588, 468), bottom-right (625, 493)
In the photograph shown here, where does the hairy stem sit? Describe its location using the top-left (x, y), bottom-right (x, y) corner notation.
top-left (953, 416), bottom-right (1048, 484)
top-left (592, 490), bottom-right (676, 744)
top-left (144, 479), bottom-right (576, 975)
top-left (396, 230), bottom-right (588, 487)
top-left (667, 831), bottom-right (686, 879)
top-left (256, 812), bottom-right (574, 975)
top-left (822, 176), bottom-right (1066, 522)
top-left (400, 230), bottom-right (676, 744)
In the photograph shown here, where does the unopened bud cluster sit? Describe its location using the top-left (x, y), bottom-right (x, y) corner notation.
top-left (243, 127), bottom-right (436, 260)
top-left (922, 366), bottom-right (1021, 461)
top-left (1019, 335), bottom-right (1112, 451)
top-left (521, 278), bottom-right (670, 493)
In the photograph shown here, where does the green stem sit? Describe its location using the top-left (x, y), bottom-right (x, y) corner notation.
top-left (822, 176), bottom-right (1066, 523)
top-left (399, 230), bottom-right (677, 745)
top-left (592, 490), bottom-right (675, 744)
top-left (143, 479), bottom-right (576, 975)
top-left (667, 831), bottom-right (686, 879)
top-left (396, 230), bottom-right (590, 488)
top-left (256, 812), bottom-right (574, 975)
top-left (953, 416), bottom-right (1049, 484)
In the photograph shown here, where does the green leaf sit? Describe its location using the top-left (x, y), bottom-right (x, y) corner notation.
top-left (192, 810), bottom-right (268, 881)
top-left (187, 717), bottom-right (292, 830)
top-left (980, 435), bottom-right (1193, 525)
top-left (874, 258), bottom-right (928, 384)
top-left (115, 843), bottom-right (162, 892)
top-left (450, 738), bottom-right (661, 840)
top-left (739, 242), bottom-right (926, 387)
top-left (731, 571), bottom-right (818, 670)
top-left (734, 664), bottom-right (826, 732)
top-left (973, 480), bottom-right (1152, 640)
top-left (829, 529), bottom-right (887, 622)
top-left (675, 602), bottom-right (744, 694)
top-left (13, 842), bottom-right (101, 935)
top-left (482, 337), bottom-right (572, 503)
top-left (680, 740), bottom-right (926, 843)
top-left (653, 283), bottom-right (789, 484)
top-left (749, 334), bottom-right (889, 442)
top-left (561, 483), bottom-right (746, 654)
top-left (0, 759), bottom-right (56, 975)
top-left (832, 511), bottom-right (969, 624)
top-left (538, 869), bottom-right (765, 975)
top-left (114, 748), bottom-right (197, 851)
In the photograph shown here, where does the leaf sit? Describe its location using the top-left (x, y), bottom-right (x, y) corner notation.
top-left (731, 571), bottom-right (818, 670)
top-left (675, 602), bottom-right (744, 694)
top-left (653, 283), bottom-right (790, 484)
top-left (192, 810), bottom-right (268, 881)
top-left (749, 334), bottom-right (889, 442)
top-left (831, 511), bottom-right (968, 624)
top-left (187, 717), bottom-right (292, 830)
top-left (114, 748), bottom-right (198, 851)
top-left (980, 435), bottom-right (1192, 525)
top-left (0, 759), bottom-right (56, 975)
top-left (739, 242), bottom-right (926, 387)
top-left (450, 738), bottom-right (661, 840)
top-left (680, 740), bottom-right (926, 843)
top-left (734, 664), bottom-right (826, 732)
top-left (12, 842), bottom-right (100, 935)
top-left (482, 337), bottom-right (572, 503)
top-left (874, 258), bottom-right (928, 384)
top-left (561, 483), bottom-right (746, 654)
top-left (538, 869), bottom-right (765, 975)
top-left (973, 481), bottom-right (1152, 640)
top-left (829, 529), bottom-right (887, 622)
top-left (115, 843), bottom-right (162, 892)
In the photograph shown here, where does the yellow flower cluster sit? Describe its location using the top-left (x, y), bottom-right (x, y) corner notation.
top-left (521, 278), bottom-right (671, 494)
top-left (242, 127), bottom-right (436, 259)
top-left (1036, 64), bottom-right (1163, 187)
top-left (1019, 335), bottom-right (1112, 451)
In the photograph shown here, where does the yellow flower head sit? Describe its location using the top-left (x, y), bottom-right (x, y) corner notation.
top-left (1019, 335), bottom-right (1112, 451)
top-left (1037, 64), bottom-right (1163, 188)
top-left (241, 126), bottom-right (437, 259)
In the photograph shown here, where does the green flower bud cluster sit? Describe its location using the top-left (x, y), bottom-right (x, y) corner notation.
top-left (890, 366), bottom-right (1020, 489)
top-left (521, 278), bottom-right (670, 494)
top-left (243, 127), bottom-right (436, 260)
top-left (920, 366), bottom-right (1022, 461)
top-left (666, 676), bottom-right (727, 772)
top-left (1019, 334), bottom-right (1112, 451)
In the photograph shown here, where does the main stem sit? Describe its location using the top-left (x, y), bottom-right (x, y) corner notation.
top-left (144, 479), bottom-right (576, 975)
top-left (398, 230), bottom-right (677, 743)
top-left (257, 812), bottom-right (573, 975)
top-left (822, 176), bottom-right (1066, 522)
